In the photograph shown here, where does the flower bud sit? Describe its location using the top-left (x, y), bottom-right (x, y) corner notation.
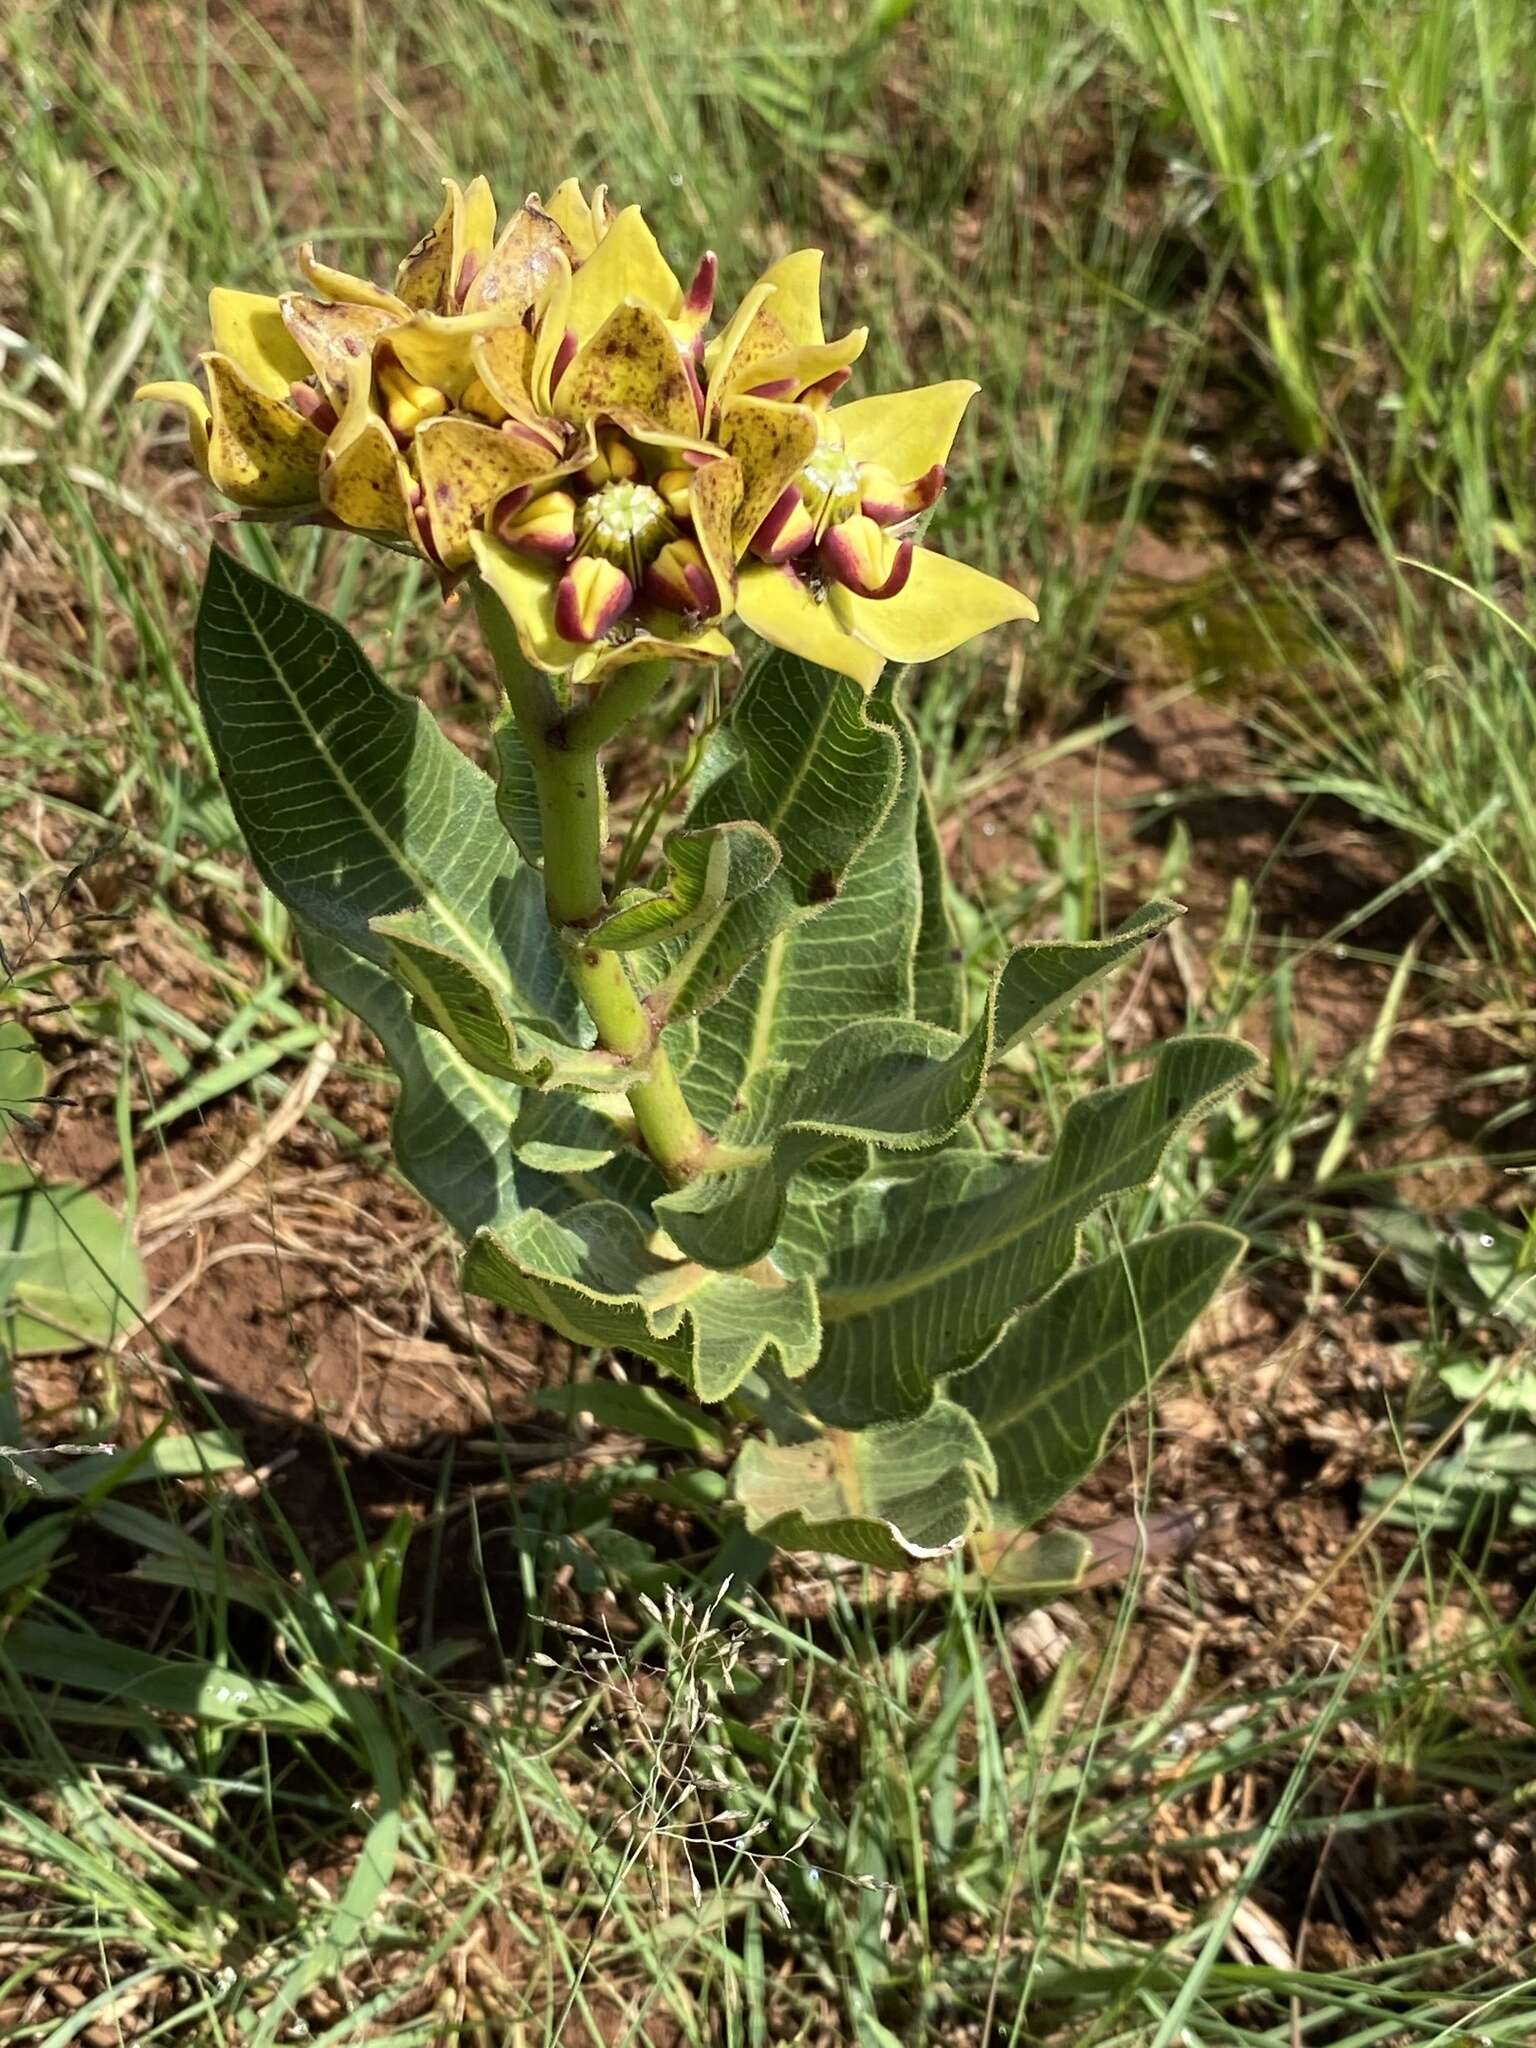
top-left (819, 514), bottom-right (913, 600)
top-left (583, 431), bottom-right (644, 488)
top-left (750, 485), bottom-right (816, 564)
top-left (644, 538), bottom-right (719, 616)
top-left (497, 488), bottom-right (579, 559)
top-left (654, 467), bottom-right (694, 521)
top-left (377, 359), bottom-right (448, 438)
top-left (554, 557), bottom-right (634, 643)
top-left (858, 460), bottom-right (945, 527)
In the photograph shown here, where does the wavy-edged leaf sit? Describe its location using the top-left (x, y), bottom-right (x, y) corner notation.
top-left (591, 821), bottom-right (780, 951)
top-left (957, 1222), bottom-right (1244, 1524)
top-left (375, 907), bottom-right (633, 1090)
top-left (0, 1164), bottom-right (146, 1357)
top-left (195, 548), bottom-right (581, 1045)
top-left (797, 1034), bottom-right (1257, 1426)
top-left (303, 929), bottom-right (661, 1235)
top-left (647, 650), bottom-right (903, 1047)
top-left (733, 1399), bottom-right (995, 1565)
top-left (656, 904), bottom-right (1181, 1270)
top-left (462, 1204), bottom-right (820, 1402)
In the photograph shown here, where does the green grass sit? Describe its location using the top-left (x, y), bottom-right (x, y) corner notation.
top-left (4, 0), bottom-right (1536, 2039)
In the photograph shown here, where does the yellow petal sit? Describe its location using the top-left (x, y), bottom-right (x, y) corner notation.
top-left (717, 395), bottom-right (819, 551)
top-left (565, 205), bottom-right (681, 349)
top-left (756, 249), bottom-right (825, 347)
top-left (465, 200), bottom-right (573, 319)
top-left (320, 360), bottom-right (412, 537)
top-left (393, 184), bottom-right (456, 311)
top-left (740, 327), bottom-right (868, 403)
top-left (134, 380), bottom-right (212, 480)
top-left (471, 531), bottom-right (587, 673)
top-left (281, 294), bottom-right (399, 404)
top-left (202, 352), bottom-right (325, 508)
top-left (734, 563), bottom-right (884, 691)
top-left (685, 455), bottom-right (743, 618)
top-left (571, 621), bottom-right (734, 687)
top-left (702, 278), bottom-right (776, 412)
top-left (387, 309), bottom-right (519, 403)
top-left (829, 546), bottom-right (1037, 663)
top-left (555, 302), bottom-right (698, 437)
top-left (455, 175), bottom-right (497, 295)
top-left (530, 252), bottom-right (573, 416)
top-left (207, 288), bottom-right (310, 399)
top-left (831, 380), bottom-right (979, 483)
top-left (297, 243), bottom-right (409, 317)
top-left (414, 415), bottom-right (558, 569)
top-left (543, 179), bottom-right (609, 262)
top-left (470, 325), bottom-right (538, 416)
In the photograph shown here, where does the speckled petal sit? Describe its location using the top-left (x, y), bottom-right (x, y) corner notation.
top-left (133, 380), bottom-right (212, 479)
top-left (319, 360), bottom-right (412, 538)
top-left (281, 295), bottom-right (399, 405)
top-left (393, 184), bottom-right (457, 311)
top-left (565, 205), bottom-right (682, 350)
top-left (464, 200), bottom-right (573, 318)
top-left (414, 415), bottom-right (558, 569)
top-left (555, 301), bottom-right (698, 436)
top-left (734, 562), bottom-right (884, 691)
top-left (208, 288), bottom-right (311, 399)
top-left (685, 454), bottom-right (743, 620)
top-left (828, 545), bottom-right (1037, 662)
top-left (716, 394), bottom-right (819, 552)
top-left (387, 309), bottom-right (521, 404)
top-left (470, 324), bottom-right (539, 418)
top-left (298, 244), bottom-right (409, 317)
top-left (203, 352), bottom-right (325, 509)
top-left (543, 179), bottom-right (610, 261)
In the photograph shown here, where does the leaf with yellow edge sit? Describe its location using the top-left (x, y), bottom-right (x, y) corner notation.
top-left (734, 564), bottom-right (884, 691)
top-left (564, 205), bottom-right (682, 349)
top-left (831, 546), bottom-right (1037, 663)
top-left (732, 1400), bottom-right (995, 1565)
top-left (717, 395), bottom-right (819, 550)
top-left (462, 1203), bottom-right (820, 1403)
top-left (208, 288), bottom-right (310, 399)
top-left (555, 302), bottom-right (699, 437)
top-left (203, 353), bottom-right (325, 509)
top-left (832, 379), bottom-right (979, 483)
top-left (414, 415), bottom-right (556, 569)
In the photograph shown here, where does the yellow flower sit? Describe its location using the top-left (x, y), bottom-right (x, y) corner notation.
top-left (706, 256), bottom-right (1038, 689)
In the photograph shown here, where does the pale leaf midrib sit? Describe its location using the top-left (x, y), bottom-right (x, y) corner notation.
top-left (225, 571), bottom-right (513, 1003)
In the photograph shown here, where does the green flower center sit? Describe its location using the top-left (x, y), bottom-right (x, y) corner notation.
top-left (579, 479), bottom-right (673, 577)
top-left (797, 443), bottom-right (862, 529)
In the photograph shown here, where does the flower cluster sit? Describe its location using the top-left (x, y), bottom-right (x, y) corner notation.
top-left (137, 177), bottom-right (1035, 686)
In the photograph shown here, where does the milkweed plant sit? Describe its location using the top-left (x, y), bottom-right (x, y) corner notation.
top-left (138, 178), bottom-right (1254, 1570)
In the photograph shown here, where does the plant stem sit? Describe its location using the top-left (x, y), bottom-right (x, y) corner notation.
top-left (474, 585), bottom-right (709, 1183)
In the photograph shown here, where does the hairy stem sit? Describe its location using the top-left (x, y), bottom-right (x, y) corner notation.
top-left (474, 585), bottom-right (709, 1183)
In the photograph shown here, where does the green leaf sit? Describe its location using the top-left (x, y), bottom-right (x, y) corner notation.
top-left (733, 1399), bottom-right (995, 1565)
top-left (0, 1021), bottom-right (45, 1127)
top-left (2, 1620), bottom-right (333, 1731)
top-left (462, 1203), bottom-right (820, 1402)
top-left (955, 1223), bottom-right (1244, 1524)
top-left (533, 1378), bottom-right (727, 1455)
top-left (799, 1034), bottom-right (1257, 1426)
top-left (302, 925), bottom-right (525, 1238)
top-left (0, 1164), bottom-right (145, 1357)
top-left (492, 704), bottom-right (543, 867)
top-left (195, 548), bottom-right (581, 1045)
top-left (646, 650), bottom-right (903, 1045)
top-left (961, 1527), bottom-right (1095, 1598)
top-left (656, 903), bottom-right (1182, 1270)
top-left (374, 906), bottom-right (633, 1090)
top-left (590, 821), bottom-right (780, 951)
